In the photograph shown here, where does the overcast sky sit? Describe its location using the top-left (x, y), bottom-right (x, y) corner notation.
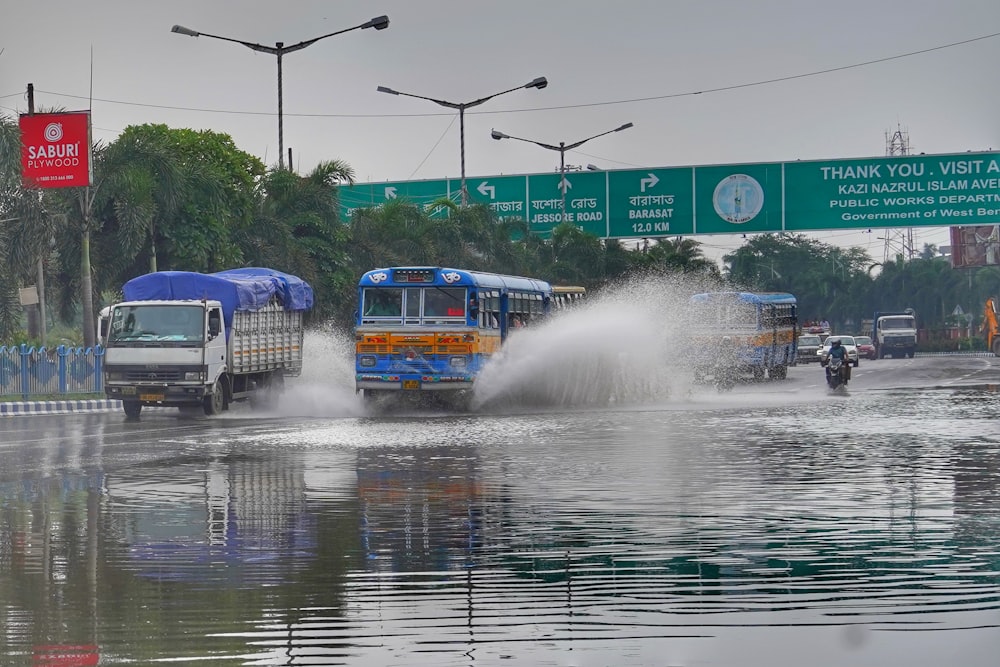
top-left (3, 0), bottom-right (999, 263)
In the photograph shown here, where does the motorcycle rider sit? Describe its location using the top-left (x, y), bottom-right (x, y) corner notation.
top-left (714, 335), bottom-right (738, 390)
top-left (823, 338), bottom-right (852, 384)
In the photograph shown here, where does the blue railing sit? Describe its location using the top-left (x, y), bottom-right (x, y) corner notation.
top-left (0, 345), bottom-right (104, 399)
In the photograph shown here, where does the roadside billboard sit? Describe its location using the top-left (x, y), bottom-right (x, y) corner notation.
top-left (19, 111), bottom-right (92, 189)
top-left (949, 224), bottom-right (1000, 268)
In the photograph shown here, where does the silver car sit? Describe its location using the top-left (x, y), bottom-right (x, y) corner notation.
top-left (817, 335), bottom-right (860, 367)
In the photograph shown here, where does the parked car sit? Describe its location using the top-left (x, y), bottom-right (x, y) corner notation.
top-left (796, 334), bottom-right (823, 363)
top-left (817, 335), bottom-right (860, 367)
top-left (854, 335), bottom-right (877, 360)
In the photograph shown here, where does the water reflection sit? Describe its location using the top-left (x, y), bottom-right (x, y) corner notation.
top-left (1, 386), bottom-right (999, 665)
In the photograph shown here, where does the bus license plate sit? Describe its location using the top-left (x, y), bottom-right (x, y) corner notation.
top-left (402, 380), bottom-right (420, 390)
top-left (140, 393), bottom-right (164, 402)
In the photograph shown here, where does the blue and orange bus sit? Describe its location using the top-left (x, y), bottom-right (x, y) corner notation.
top-left (688, 291), bottom-right (798, 382)
top-left (355, 267), bottom-right (554, 406)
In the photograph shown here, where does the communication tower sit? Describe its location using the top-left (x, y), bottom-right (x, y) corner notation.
top-left (882, 125), bottom-right (916, 263)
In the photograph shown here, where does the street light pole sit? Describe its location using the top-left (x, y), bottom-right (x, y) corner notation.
top-left (491, 123), bottom-right (633, 223)
top-left (377, 77), bottom-right (548, 205)
top-left (172, 16), bottom-right (389, 170)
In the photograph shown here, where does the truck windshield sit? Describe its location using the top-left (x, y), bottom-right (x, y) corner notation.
top-left (108, 305), bottom-right (204, 344)
top-left (882, 317), bottom-right (914, 329)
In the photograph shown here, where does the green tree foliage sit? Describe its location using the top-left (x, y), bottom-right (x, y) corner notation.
top-left (244, 160), bottom-right (356, 322)
top-left (724, 233), bottom-right (873, 328)
top-left (0, 114), bottom-right (59, 342)
top-left (631, 236), bottom-right (719, 278)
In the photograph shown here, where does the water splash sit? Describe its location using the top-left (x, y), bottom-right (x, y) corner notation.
top-left (272, 327), bottom-right (366, 419)
top-left (472, 274), bottom-right (722, 410)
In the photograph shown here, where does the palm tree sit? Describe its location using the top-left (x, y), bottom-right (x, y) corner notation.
top-left (245, 160), bottom-right (355, 322)
top-left (0, 113), bottom-right (60, 342)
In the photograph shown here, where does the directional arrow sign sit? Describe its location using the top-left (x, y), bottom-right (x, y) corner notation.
top-left (608, 167), bottom-right (693, 237)
top-left (340, 179), bottom-right (452, 220)
top-left (477, 181), bottom-right (496, 199)
top-left (528, 171), bottom-right (607, 237)
top-left (465, 175), bottom-right (528, 218)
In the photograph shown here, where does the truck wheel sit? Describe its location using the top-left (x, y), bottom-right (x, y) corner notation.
top-left (907, 350), bottom-right (915, 358)
top-left (203, 381), bottom-right (225, 416)
top-left (250, 372), bottom-right (285, 411)
top-left (123, 401), bottom-right (142, 419)
top-left (993, 340), bottom-right (1000, 357)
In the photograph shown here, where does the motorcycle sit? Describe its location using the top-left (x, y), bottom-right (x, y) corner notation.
top-left (824, 356), bottom-right (849, 391)
top-left (713, 360), bottom-right (737, 392)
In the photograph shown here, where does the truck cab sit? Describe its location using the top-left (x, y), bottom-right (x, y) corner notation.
top-left (873, 310), bottom-right (917, 359)
top-left (103, 300), bottom-right (227, 418)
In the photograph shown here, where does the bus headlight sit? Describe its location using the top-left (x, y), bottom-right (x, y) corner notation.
top-left (359, 355), bottom-right (377, 367)
top-left (449, 356), bottom-right (467, 369)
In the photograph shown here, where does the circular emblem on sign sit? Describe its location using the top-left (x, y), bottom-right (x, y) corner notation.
top-left (713, 174), bottom-right (764, 224)
top-left (43, 122), bottom-right (64, 142)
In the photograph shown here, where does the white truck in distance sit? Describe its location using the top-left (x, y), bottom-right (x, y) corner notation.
top-left (872, 309), bottom-right (917, 359)
top-left (101, 268), bottom-right (312, 418)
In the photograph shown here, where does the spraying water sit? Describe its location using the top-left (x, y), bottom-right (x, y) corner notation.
top-left (268, 274), bottom-right (736, 418)
top-left (272, 325), bottom-right (366, 419)
top-left (471, 274), bottom-right (723, 411)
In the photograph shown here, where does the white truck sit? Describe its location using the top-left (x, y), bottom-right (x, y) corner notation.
top-left (871, 309), bottom-right (917, 359)
top-left (101, 268), bottom-right (312, 418)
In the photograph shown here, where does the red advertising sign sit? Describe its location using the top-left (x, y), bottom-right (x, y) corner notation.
top-left (19, 111), bottom-right (93, 189)
top-left (32, 644), bottom-right (100, 666)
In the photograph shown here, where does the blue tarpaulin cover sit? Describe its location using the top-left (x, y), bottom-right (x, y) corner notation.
top-left (122, 268), bottom-right (313, 327)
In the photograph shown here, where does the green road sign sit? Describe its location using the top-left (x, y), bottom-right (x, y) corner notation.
top-left (339, 150), bottom-right (1000, 238)
top-left (784, 153), bottom-right (1000, 230)
top-left (464, 174), bottom-right (528, 219)
top-left (340, 179), bottom-right (453, 219)
top-left (526, 171), bottom-right (607, 236)
top-left (694, 162), bottom-right (784, 234)
top-left (607, 168), bottom-right (694, 236)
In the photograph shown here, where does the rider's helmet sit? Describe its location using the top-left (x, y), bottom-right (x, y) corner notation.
top-left (831, 338), bottom-right (841, 347)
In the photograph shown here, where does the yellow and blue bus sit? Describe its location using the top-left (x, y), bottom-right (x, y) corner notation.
top-left (355, 267), bottom-right (554, 406)
top-left (688, 291), bottom-right (798, 382)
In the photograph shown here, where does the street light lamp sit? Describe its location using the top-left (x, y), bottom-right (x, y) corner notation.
top-left (491, 122), bottom-right (633, 222)
top-left (377, 77), bottom-right (548, 205)
top-left (171, 15), bottom-right (390, 170)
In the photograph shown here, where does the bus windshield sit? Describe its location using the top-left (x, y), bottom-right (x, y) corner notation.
top-left (362, 287), bottom-right (466, 321)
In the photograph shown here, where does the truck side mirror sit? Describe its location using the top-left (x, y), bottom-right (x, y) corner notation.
top-left (208, 314), bottom-right (222, 338)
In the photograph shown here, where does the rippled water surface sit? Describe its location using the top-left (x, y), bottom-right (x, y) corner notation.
top-left (2, 381), bottom-right (999, 666)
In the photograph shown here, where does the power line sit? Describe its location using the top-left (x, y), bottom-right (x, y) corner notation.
top-left (6, 29), bottom-right (996, 121)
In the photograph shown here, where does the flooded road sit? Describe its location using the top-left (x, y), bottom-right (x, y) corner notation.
top-left (2, 350), bottom-right (999, 666)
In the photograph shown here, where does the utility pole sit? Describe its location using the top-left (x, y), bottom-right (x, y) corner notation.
top-left (26, 83), bottom-right (47, 347)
